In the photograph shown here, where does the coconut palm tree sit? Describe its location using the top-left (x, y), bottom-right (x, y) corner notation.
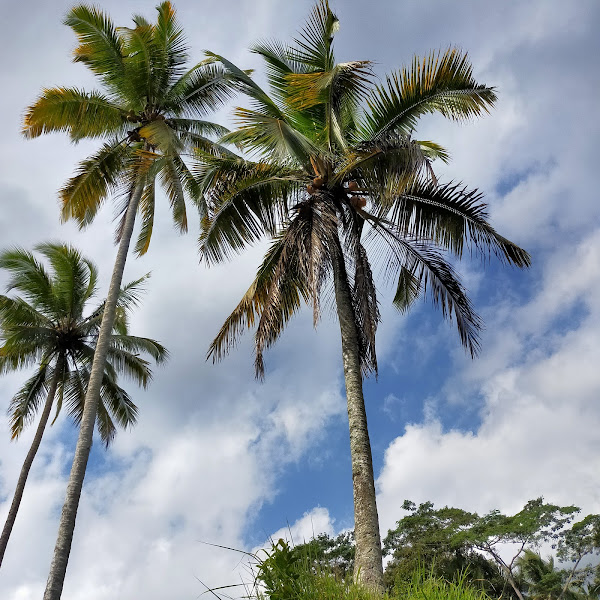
top-left (515, 550), bottom-right (586, 600)
top-left (22, 3), bottom-right (234, 596)
top-left (0, 243), bottom-right (167, 569)
top-left (198, 0), bottom-right (530, 590)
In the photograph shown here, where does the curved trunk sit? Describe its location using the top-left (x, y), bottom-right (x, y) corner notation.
top-left (0, 361), bottom-right (62, 568)
top-left (331, 244), bottom-right (384, 592)
top-left (43, 182), bottom-right (144, 600)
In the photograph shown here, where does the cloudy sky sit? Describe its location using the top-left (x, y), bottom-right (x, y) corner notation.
top-left (1, 0), bottom-right (599, 598)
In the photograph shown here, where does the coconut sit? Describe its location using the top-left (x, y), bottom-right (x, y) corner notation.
top-left (313, 176), bottom-right (325, 188)
top-left (307, 184), bottom-right (316, 195)
top-left (347, 180), bottom-right (359, 191)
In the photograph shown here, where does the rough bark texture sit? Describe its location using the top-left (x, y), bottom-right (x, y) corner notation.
top-left (43, 183), bottom-right (143, 600)
top-left (332, 246), bottom-right (384, 592)
top-left (0, 362), bottom-right (62, 568)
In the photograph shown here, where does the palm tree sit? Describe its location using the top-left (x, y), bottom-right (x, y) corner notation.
top-left (515, 549), bottom-right (584, 600)
top-left (197, 0), bottom-right (530, 590)
top-left (0, 243), bottom-right (167, 568)
top-left (22, 4), bottom-right (234, 597)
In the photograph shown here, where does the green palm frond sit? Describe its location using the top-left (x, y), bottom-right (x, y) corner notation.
top-left (223, 106), bottom-right (320, 166)
top-left (360, 48), bottom-right (497, 141)
top-left (110, 334), bottom-right (168, 364)
top-left (60, 140), bottom-right (132, 227)
top-left (250, 40), bottom-right (306, 105)
top-left (8, 363), bottom-right (49, 439)
top-left (198, 156), bottom-right (302, 263)
top-left (165, 61), bottom-right (236, 117)
top-left (23, 88), bottom-right (125, 141)
top-left (159, 155), bottom-right (188, 233)
top-left (105, 346), bottom-right (152, 388)
top-left (65, 5), bottom-right (127, 96)
top-left (0, 249), bottom-right (58, 317)
top-left (36, 243), bottom-right (97, 319)
top-left (291, 0), bottom-right (339, 72)
top-left (153, 1), bottom-right (188, 91)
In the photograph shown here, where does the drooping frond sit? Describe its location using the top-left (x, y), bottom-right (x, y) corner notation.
top-left (208, 201), bottom-right (337, 378)
top-left (8, 363), bottom-right (49, 439)
top-left (387, 179), bottom-right (532, 266)
top-left (23, 88), bottom-right (125, 141)
top-left (392, 266), bottom-right (421, 313)
top-left (345, 214), bottom-right (380, 374)
top-left (60, 140), bottom-right (132, 227)
top-left (198, 155), bottom-right (303, 263)
top-left (159, 155), bottom-right (188, 233)
top-left (360, 48), bottom-right (497, 141)
top-left (364, 213), bottom-right (482, 356)
top-left (0, 249), bottom-right (55, 313)
top-left (110, 333), bottom-right (168, 365)
top-left (135, 173), bottom-right (156, 256)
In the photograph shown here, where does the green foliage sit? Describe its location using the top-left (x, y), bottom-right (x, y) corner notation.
top-left (254, 539), bottom-right (378, 600)
top-left (383, 499), bottom-right (600, 600)
top-left (251, 540), bottom-right (498, 600)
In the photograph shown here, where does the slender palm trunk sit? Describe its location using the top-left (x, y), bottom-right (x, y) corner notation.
top-left (0, 361), bottom-right (62, 568)
top-left (331, 244), bottom-right (384, 592)
top-left (43, 181), bottom-right (144, 600)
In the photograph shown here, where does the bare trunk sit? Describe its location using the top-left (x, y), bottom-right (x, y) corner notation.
top-left (0, 360), bottom-right (62, 568)
top-left (331, 245), bottom-right (384, 592)
top-left (43, 182), bottom-right (143, 600)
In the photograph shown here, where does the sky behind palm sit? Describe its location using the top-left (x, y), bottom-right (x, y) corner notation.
top-left (1, 1), bottom-right (599, 598)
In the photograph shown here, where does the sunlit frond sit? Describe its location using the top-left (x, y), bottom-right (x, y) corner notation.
top-left (60, 140), bottom-right (132, 227)
top-left (360, 48), bottom-right (497, 141)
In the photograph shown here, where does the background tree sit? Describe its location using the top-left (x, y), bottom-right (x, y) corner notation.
top-left (22, 3), bottom-right (234, 597)
top-left (198, 0), bottom-right (530, 589)
top-left (384, 499), bottom-right (581, 600)
top-left (0, 244), bottom-right (167, 568)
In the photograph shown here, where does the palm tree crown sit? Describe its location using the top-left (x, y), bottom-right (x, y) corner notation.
top-left (0, 244), bottom-right (166, 444)
top-left (198, 0), bottom-right (530, 590)
top-left (23, 1), bottom-right (234, 254)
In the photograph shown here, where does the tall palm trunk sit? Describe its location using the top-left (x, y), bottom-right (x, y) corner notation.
top-left (331, 243), bottom-right (384, 592)
top-left (0, 359), bottom-right (62, 567)
top-left (43, 181), bottom-right (144, 600)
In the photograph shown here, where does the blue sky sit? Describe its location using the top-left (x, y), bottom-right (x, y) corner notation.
top-left (1, 1), bottom-right (599, 598)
